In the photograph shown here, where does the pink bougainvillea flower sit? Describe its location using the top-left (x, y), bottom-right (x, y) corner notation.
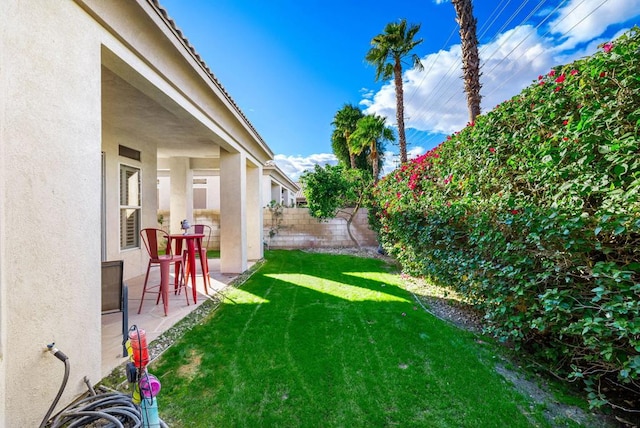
top-left (511, 209), bottom-right (519, 215)
top-left (600, 71), bottom-right (606, 78)
top-left (554, 86), bottom-right (562, 92)
top-left (408, 173), bottom-right (418, 190)
top-left (447, 135), bottom-right (452, 140)
top-left (538, 74), bottom-right (543, 80)
top-left (603, 42), bottom-right (613, 53)
top-left (555, 74), bottom-right (566, 83)
top-left (489, 147), bottom-right (496, 153)
top-left (570, 69), bottom-right (579, 76)
top-left (539, 80), bottom-right (545, 86)
top-left (563, 120), bottom-right (568, 126)
top-left (548, 70), bottom-right (556, 77)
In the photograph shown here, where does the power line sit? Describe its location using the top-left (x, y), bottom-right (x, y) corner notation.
top-left (479, 0), bottom-right (552, 68)
top-left (478, 0), bottom-right (512, 39)
top-left (407, 1), bottom-right (544, 135)
top-left (483, 0), bottom-right (574, 76)
top-left (484, 0), bottom-right (610, 99)
top-left (406, 23), bottom-right (460, 105)
top-left (406, 0), bottom-right (612, 151)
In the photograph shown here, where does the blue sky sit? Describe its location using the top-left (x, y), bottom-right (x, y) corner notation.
top-left (159, 0), bottom-right (640, 180)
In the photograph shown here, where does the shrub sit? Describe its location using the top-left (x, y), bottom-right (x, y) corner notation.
top-left (373, 27), bottom-right (640, 411)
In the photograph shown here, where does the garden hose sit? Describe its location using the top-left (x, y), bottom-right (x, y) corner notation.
top-left (40, 344), bottom-right (169, 427)
top-left (39, 344), bottom-right (69, 428)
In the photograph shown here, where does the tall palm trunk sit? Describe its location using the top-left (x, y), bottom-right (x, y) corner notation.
top-left (366, 19), bottom-right (423, 165)
top-left (345, 131), bottom-right (357, 169)
top-left (370, 139), bottom-right (379, 182)
top-left (393, 59), bottom-right (408, 163)
top-left (452, 0), bottom-right (481, 123)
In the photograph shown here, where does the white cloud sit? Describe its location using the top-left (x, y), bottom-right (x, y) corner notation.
top-left (363, 2), bottom-right (640, 142)
top-left (275, 149), bottom-right (421, 182)
top-left (547, 0), bottom-right (640, 50)
top-left (274, 153), bottom-right (338, 181)
top-left (278, 1), bottom-right (640, 185)
top-left (359, 88), bottom-right (375, 99)
top-left (365, 25), bottom-right (556, 136)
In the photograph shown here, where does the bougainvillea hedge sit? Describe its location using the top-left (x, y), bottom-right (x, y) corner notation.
top-left (373, 27), bottom-right (639, 409)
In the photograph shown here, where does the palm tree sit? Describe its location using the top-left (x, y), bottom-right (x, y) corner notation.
top-left (348, 114), bottom-right (395, 182)
top-left (331, 104), bottom-right (364, 168)
top-left (365, 19), bottom-right (423, 164)
top-left (452, 0), bottom-right (481, 123)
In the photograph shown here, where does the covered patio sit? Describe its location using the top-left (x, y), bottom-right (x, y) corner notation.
top-left (2, 1), bottom-right (276, 425)
top-left (101, 257), bottom-right (255, 377)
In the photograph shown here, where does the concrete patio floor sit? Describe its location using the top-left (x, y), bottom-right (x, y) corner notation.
top-left (101, 258), bottom-right (248, 378)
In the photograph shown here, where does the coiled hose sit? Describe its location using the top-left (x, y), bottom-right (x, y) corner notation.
top-left (40, 344), bottom-right (168, 427)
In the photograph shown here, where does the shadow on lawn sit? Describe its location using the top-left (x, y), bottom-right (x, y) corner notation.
top-left (150, 250), bottom-right (548, 428)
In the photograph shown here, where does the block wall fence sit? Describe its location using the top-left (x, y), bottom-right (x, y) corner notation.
top-left (158, 207), bottom-right (378, 251)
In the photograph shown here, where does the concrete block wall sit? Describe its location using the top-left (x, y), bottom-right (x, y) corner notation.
top-left (264, 207), bottom-right (378, 249)
top-left (160, 207), bottom-right (378, 250)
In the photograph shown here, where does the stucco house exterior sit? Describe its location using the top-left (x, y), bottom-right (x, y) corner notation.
top-left (262, 160), bottom-right (300, 207)
top-left (157, 159), bottom-right (299, 212)
top-left (1, 1), bottom-right (276, 425)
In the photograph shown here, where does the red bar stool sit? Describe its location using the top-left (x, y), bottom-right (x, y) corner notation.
top-left (138, 228), bottom-right (189, 316)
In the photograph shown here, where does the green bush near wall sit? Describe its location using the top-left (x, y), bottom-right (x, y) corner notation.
top-left (373, 27), bottom-right (640, 409)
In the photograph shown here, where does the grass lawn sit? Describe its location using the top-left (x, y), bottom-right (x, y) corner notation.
top-left (150, 250), bottom-right (547, 427)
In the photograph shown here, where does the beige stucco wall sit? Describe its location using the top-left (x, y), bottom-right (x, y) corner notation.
top-left (101, 120), bottom-right (159, 280)
top-left (2, 0), bottom-right (272, 424)
top-left (1, 1), bottom-right (103, 426)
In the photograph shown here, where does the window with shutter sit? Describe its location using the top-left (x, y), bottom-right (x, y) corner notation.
top-left (119, 164), bottom-right (141, 250)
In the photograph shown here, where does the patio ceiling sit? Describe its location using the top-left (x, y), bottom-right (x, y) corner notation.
top-left (101, 65), bottom-right (221, 161)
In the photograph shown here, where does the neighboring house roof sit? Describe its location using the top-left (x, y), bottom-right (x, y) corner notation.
top-left (263, 160), bottom-right (300, 193)
top-left (295, 181), bottom-right (307, 204)
top-left (148, 0), bottom-right (273, 160)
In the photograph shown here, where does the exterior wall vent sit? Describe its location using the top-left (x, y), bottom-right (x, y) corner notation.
top-left (119, 145), bottom-right (141, 161)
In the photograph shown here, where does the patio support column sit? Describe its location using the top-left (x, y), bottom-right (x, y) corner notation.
top-left (246, 163), bottom-right (263, 261)
top-left (220, 149), bottom-right (247, 273)
top-left (169, 157), bottom-right (193, 234)
top-left (271, 183), bottom-right (282, 204)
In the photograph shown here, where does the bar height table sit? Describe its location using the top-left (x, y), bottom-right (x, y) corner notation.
top-left (169, 233), bottom-right (207, 304)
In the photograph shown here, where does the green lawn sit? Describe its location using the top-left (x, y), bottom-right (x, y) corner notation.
top-left (150, 250), bottom-right (545, 427)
